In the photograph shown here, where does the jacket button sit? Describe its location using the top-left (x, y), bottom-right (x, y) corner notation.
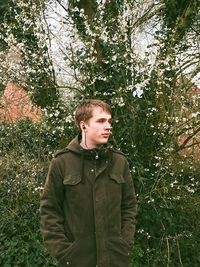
top-left (66, 262), bottom-right (69, 265)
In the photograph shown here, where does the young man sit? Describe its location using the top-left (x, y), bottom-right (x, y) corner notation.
top-left (40, 99), bottom-right (137, 267)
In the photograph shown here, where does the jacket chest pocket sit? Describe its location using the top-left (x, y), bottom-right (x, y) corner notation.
top-left (63, 174), bottom-right (82, 198)
top-left (63, 174), bottom-right (93, 218)
top-left (63, 174), bottom-right (82, 186)
top-left (109, 173), bottom-right (125, 184)
top-left (108, 173), bottom-right (125, 201)
top-left (63, 174), bottom-right (85, 208)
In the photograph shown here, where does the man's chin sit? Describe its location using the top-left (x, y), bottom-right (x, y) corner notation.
top-left (96, 139), bottom-right (109, 146)
top-left (100, 139), bottom-right (109, 144)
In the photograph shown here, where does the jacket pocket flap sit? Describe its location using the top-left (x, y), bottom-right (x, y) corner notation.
top-left (63, 174), bottom-right (81, 185)
top-left (109, 174), bottom-right (125, 184)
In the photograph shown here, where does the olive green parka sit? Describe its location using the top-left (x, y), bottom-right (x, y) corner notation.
top-left (40, 136), bottom-right (137, 267)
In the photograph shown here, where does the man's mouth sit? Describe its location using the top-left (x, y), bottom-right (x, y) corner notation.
top-left (102, 133), bottom-right (110, 138)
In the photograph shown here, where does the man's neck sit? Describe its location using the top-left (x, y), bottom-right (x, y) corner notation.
top-left (80, 140), bottom-right (97, 150)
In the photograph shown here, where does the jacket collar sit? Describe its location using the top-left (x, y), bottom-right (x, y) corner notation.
top-left (67, 135), bottom-right (110, 161)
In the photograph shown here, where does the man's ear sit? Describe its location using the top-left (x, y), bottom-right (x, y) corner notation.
top-left (80, 121), bottom-right (86, 131)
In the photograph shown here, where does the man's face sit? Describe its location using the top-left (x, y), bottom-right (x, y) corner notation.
top-left (84, 107), bottom-right (112, 148)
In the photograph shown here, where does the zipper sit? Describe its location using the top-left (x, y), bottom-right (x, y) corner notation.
top-left (94, 151), bottom-right (99, 176)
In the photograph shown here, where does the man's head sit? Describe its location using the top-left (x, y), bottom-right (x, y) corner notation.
top-left (75, 99), bottom-right (112, 127)
top-left (75, 99), bottom-right (112, 148)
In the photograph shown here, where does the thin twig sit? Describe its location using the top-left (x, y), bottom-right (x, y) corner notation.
top-left (176, 234), bottom-right (183, 266)
top-left (166, 236), bottom-right (170, 267)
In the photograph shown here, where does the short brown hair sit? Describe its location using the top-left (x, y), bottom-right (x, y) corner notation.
top-left (75, 99), bottom-right (112, 127)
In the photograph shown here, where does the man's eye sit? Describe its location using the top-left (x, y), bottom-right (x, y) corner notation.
top-left (97, 119), bottom-right (112, 123)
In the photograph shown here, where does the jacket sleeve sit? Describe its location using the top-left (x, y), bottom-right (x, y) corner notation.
top-left (40, 158), bottom-right (71, 261)
top-left (121, 159), bottom-right (137, 246)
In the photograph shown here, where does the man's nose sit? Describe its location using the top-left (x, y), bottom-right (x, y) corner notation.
top-left (105, 122), bottom-right (112, 130)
